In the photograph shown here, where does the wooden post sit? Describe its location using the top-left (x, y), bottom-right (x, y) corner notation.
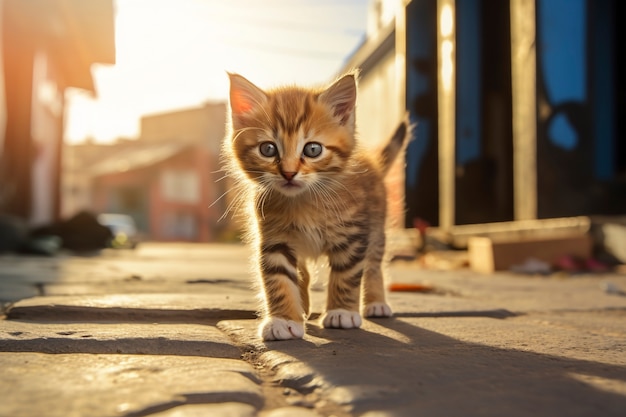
top-left (437, 0), bottom-right (456, 230)
top-left (510, 0), bottom-right (538, 220)
top-left (395, 2), bottom-right (407, 119)
top-left (393, 1), bottom-right (409, 229)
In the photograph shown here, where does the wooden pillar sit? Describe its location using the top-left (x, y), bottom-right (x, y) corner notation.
top-left (395, 1), bottom-right (408, 120)
top-left (510, 0), bottom-right (538, 220)
top-left (437, 0), bottom-right (456, 230)
top-left (1, 2), bottom-right (35, 218)
top-left (393, 1), bottom-right (409, 229)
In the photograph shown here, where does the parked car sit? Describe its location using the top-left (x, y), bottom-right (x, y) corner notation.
top-left (97, 213), bottom-right (140, 249)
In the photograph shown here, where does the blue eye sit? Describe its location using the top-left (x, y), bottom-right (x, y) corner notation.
top-left (259, 142), bottom-right (278, 157)
top-left (303, 142), bottom-right (323, 158)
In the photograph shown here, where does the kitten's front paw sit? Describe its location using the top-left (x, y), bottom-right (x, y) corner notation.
top-left (322, 309), bottom-right (362, 329)
top-left (260, 317), bottom-right (305, 341)
top-left (364, 302), bottom-right (393, 318)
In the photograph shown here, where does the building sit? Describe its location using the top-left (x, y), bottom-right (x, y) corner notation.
top-left (64, 102), bottom-right (228, 242)
top-left (0, 0), bottom-right (115, 225)
top-left (344, 0), bottom-right (625, 229)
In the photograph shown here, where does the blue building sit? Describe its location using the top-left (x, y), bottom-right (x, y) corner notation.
top-left (345, 0), bottom-right (625, 230)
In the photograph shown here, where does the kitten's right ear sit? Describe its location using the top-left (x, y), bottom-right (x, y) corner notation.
top-left (318, 72), bottom-right (357, 129)
top-left (228, 73), bottom-right (267, 120)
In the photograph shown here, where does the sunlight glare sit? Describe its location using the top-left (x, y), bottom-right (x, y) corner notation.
top-left (439, 3), bottom-right (455, 92)
top-left (569, 373), bottom-right (626, 396)
top-left (64, 0), bottom-right (368, 144)
top-left (440, 4), bottom-right (454, 37)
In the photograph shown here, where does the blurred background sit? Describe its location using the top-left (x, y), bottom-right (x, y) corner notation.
top-left (0, 0), bottom-right (624, 248)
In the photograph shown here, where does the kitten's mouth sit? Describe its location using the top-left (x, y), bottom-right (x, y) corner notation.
top-left (282, 180), bottom-right (302, 188)
top-left (278, 180), bottom-right (304, 194)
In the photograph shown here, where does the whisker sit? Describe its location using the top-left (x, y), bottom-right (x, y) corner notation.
top-left (308, 180), bottom-right (348, 226)
top-left (321, 175), bottom-right (358, 203)
top-left (232, 126), bottom-right (266, 143)
top-left (209, 189), bottom-right (231, 208)
top-left (216, 182), bottom-right (250, 222)
top-left (213, 174), bottom-right (230, 183)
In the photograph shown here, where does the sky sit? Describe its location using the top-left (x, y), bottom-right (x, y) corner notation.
top-left (64, 0), bottom-right (370, 144)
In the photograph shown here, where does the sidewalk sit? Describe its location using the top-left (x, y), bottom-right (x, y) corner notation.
top-left (1, 242), bottom-right (625, 417)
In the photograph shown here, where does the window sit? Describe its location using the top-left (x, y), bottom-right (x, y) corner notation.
top-left (161, 169), bottom-right (200, 203)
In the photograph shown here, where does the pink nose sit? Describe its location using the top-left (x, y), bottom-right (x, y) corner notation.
top-left (281, 171), bottom-right (297, 181)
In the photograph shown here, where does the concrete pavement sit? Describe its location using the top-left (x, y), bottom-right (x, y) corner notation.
top-left (1, 242), bottom-right (625, 416)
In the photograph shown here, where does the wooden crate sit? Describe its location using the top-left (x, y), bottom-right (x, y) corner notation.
top-left (468, 234), bottom-right (593, 274)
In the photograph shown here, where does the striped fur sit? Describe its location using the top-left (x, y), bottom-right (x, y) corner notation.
top-left (223, 72), bottom-right (411, 340)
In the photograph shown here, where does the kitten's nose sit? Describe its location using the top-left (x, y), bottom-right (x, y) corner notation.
top-left (281, 171), bottom-right (297, 181)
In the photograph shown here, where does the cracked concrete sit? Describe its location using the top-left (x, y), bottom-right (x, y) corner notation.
top-left (1, 242), bottom-right (625, 416)
top-left (0, 353), bottom-right (263, 417)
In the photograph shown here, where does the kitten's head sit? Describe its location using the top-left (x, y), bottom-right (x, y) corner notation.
top-left (226, 72), bottom-right (358, 197)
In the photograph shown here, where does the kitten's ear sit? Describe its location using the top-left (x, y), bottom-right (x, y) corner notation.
top-left (228, 73), bottom-right (267, 121)
top-left (318, 73), bottom-right (357, 128)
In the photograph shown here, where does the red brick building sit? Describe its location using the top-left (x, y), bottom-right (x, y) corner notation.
top-left (90, 142), bottom-right (224, 242)
top-left (78, 103), bottom-right (228, 242)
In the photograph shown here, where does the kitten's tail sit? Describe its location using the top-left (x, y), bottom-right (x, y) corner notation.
top-left (379, 114), bottom-right (413, 176)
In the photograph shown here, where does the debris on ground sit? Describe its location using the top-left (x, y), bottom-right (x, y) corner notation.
top-left (508, 256), bottom-right (612, 275)
top-left (388, 283), bottom-right (435, 293)
top-left (418, 250), bottom-right (469, 271)
top-left (510, 258), bottom-right (552, 275)
top-left (554, 255), bottom-right (610, 273)
top-left (601, 281), bottom-right (626, 296)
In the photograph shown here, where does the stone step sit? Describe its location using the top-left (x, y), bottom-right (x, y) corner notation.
top-left (0, 321), bottom-right (242, 358)
top-left (0, 352), bottom-right (264, 417)
top-left (5, 293), bottom-right (258, 323)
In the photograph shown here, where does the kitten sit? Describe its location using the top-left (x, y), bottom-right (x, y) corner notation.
top-left (223, 71), bottom-right (411, 341)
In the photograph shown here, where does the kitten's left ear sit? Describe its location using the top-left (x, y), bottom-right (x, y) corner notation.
top-left (318, 73), bottom-right (357, 128)
top-left (228, 73), bottom-right (268, 126)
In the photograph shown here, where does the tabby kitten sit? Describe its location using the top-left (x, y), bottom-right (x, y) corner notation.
top-left (224, 71), bottom-right (410, 341)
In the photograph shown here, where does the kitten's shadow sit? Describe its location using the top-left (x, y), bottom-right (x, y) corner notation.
top-left (264, 316), bottom-right (626, 415)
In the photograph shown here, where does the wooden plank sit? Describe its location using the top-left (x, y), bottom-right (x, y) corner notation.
top-left (395, 2), bottom-right (408, 119)
top-left (510, 0), bottom-right (538, 220)
top-left (437, 0), bottom-right (456, 230)
top-left (449, 216), bottom-right (591, 247)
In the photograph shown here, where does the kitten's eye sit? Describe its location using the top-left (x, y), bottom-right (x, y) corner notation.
top-left (303, 142), bottom-right (323, 158)
top-left (259, 142), bottom-right (278, 157)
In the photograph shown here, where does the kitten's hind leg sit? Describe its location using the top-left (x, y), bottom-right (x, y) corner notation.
top-left (362, 266), bottom-right (393, 318)
top-left (322, 308), bottom-right (362, 329)
top-left (297, 261), bottom-right (311, 318)
top-left (364, 301), bottom-right (392, 318)
top-left (362, 232), bottom-right (393, 318)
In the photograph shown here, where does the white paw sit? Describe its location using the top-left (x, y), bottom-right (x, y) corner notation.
top-left (364, 302), bottom-right (393, 318)
top-left (322, 309), bottom-right (362, 329)
top-left (260, 317), bottom-right (305, 341)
